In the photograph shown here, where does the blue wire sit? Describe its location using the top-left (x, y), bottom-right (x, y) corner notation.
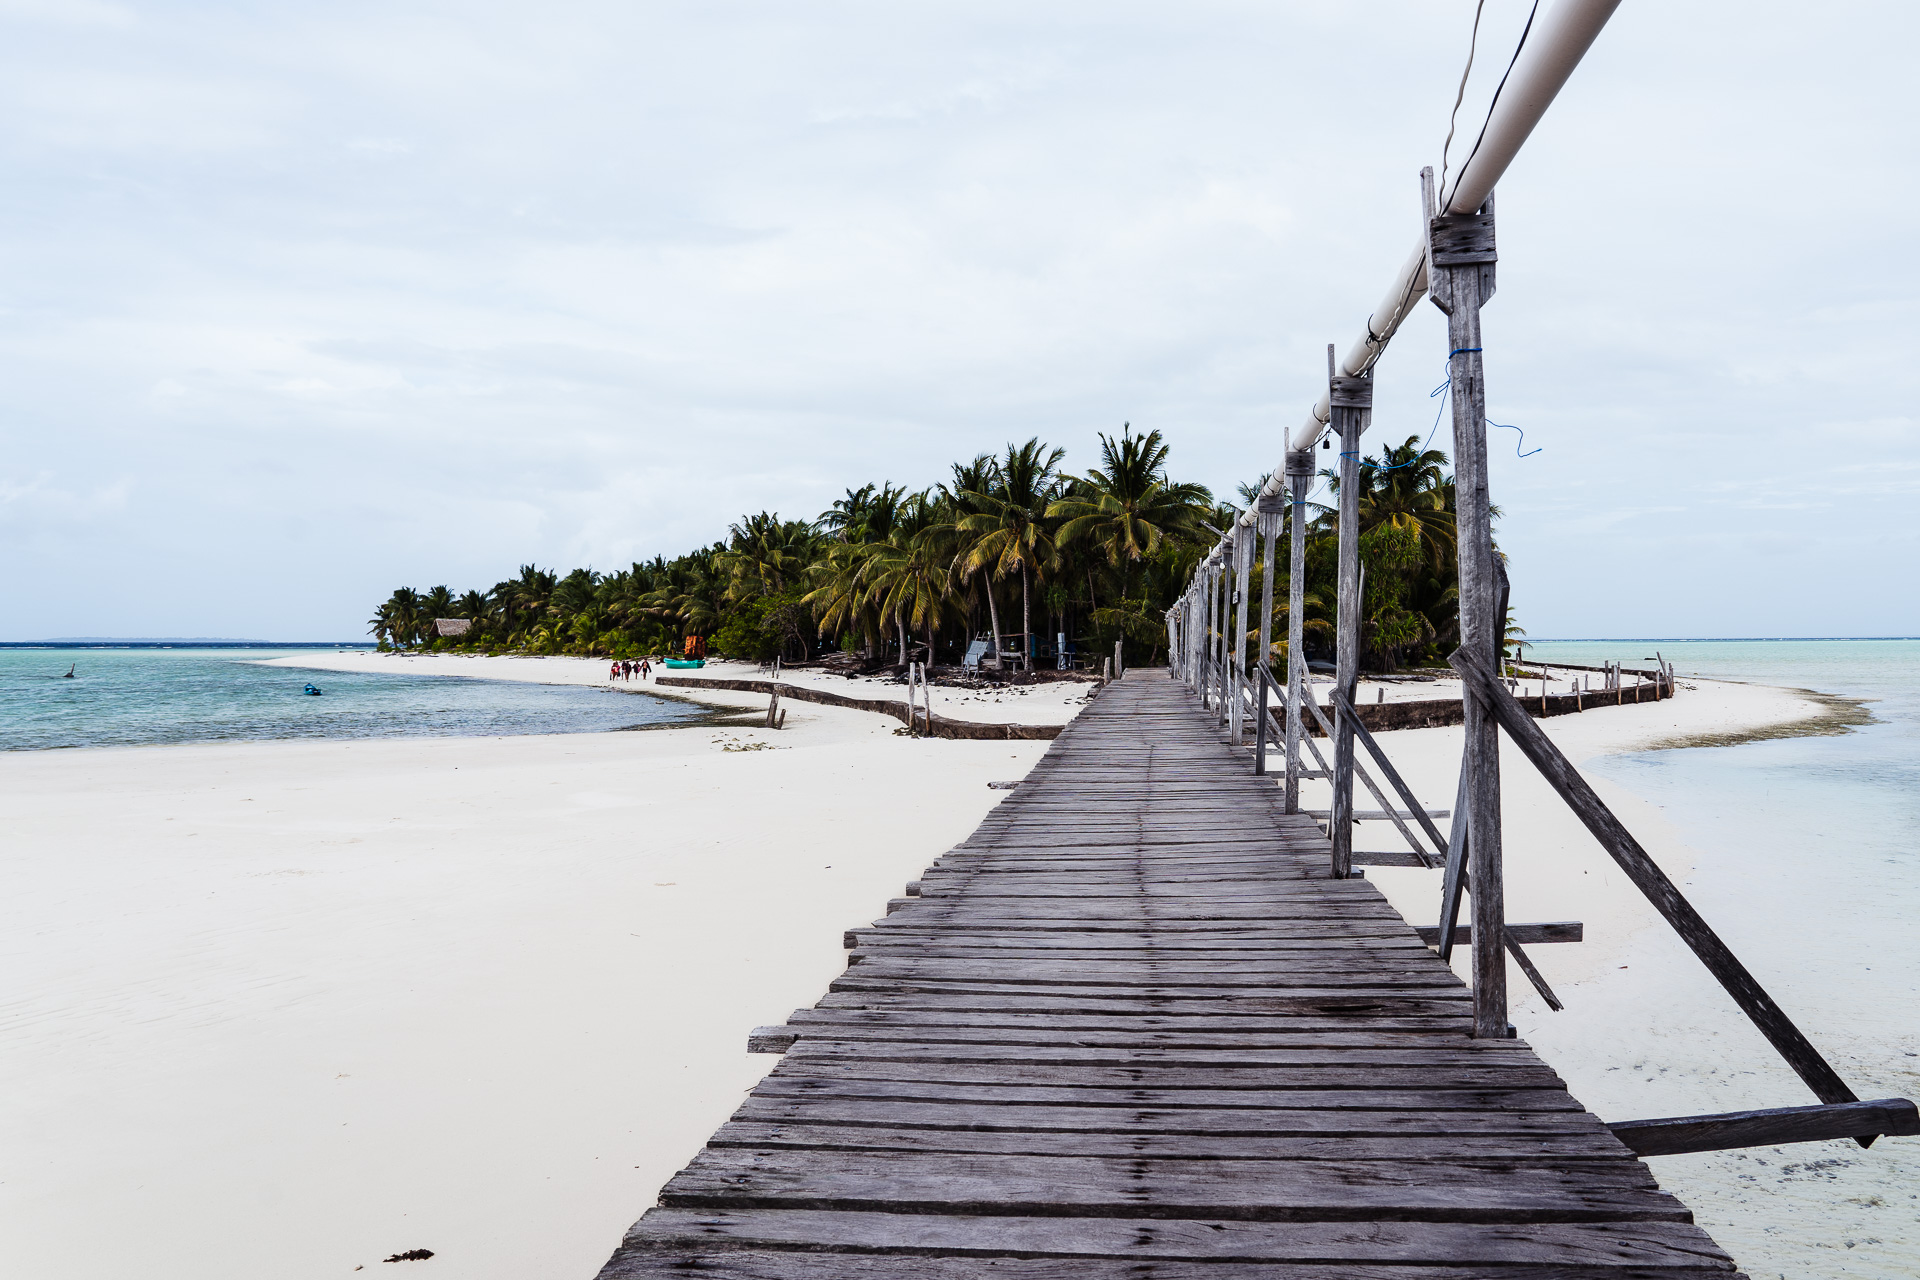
top-left (1490, 421), bottom-right (1541, 457)
top-left (1329, 348), bottom-right (1538, 474)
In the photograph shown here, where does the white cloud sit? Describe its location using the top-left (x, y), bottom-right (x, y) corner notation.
top-left (0, 0), bottom-right (1915, 638)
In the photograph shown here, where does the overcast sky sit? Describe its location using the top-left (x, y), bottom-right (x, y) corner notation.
top-left (3, 1), bottom-right (1914, 641)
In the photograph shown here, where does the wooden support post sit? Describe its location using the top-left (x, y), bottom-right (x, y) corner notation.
top-left (1256, 498), bottom-right (1281, 683)
top-left (1219, 562), bottom-right (1231, 726)
top-left (1231, 523), bottom-right (1252, 742)
top-left (1436, 764), bottom-right (1472, 963)
top-left (1177, 596), bottom-right (1190, 686)
top-left (1329, 358), bottom-right (1373, 881)
top-left (1283, 450), bottom-right (1312, 814)
top-left (1188, 593), bottom-right (1199, 690)
top-left (1216, 564), bottom-right (1230, 727)
top-left (1199, 572), bottom-right (1211, 703)
top-left (1328, 687), bottom-right (1442, 865)
top-left (1114, 638), bottom-right (1123, 679)
top-left (1200, 571), bottom-right (1214, 706)
top-left (1188, 584), bottom-right (1199, 696)
top-left (1254, 663), bottom-right (1271, 774)
top-left (1426, 165), bottom-right (1507, 1039)
top-left (1450, 647), bottom-right (1865, 1115)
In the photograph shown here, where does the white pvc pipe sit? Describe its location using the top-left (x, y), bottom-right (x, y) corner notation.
top-left (1271, 0), bottom-right (1623, 462)
top-left (1178, 0), bottom-right (1621, 606)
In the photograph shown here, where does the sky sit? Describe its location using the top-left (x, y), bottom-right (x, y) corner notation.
top-left (2, 0), bottom-right (1915, 641)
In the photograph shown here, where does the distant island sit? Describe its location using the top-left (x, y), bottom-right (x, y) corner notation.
top-left (368, 427), bottom-right (1485, 674)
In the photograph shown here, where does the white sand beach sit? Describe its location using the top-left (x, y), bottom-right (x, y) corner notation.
top-left (2, 658), bottom-right (1905, 1279)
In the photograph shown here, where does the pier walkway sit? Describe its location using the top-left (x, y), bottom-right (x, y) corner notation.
top-left (596, 670), bottom-right (1742, 1278)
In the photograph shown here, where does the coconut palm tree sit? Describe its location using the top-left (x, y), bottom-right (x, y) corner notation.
top-left (959, 439), bottom-right (1063, 671)
top-left (941, 454), bottom-right (1005, 668)
top-left (367, 602), bottom-right (396, 648)
top-left (1049, 426), bottom-right (1212, 603)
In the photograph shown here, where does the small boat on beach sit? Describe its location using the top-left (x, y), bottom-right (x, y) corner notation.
top-left (663, 658), bottom-right (705, 669)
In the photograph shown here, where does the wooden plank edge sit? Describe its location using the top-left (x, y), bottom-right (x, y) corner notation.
top-left (1609, 1098), bottom-right (1920, 1157)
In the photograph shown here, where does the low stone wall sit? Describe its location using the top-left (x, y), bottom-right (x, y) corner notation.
top-left (653, 676), bottom-right (1065, 741)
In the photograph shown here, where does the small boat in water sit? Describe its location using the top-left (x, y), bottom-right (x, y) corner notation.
top-left (62, 664), bottom-right (75, 679)
top-left (302, 683), bottom-right (323, 696)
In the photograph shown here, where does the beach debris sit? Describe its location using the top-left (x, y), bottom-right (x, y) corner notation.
top-left (382, 1249), bottom-right (434, 1262)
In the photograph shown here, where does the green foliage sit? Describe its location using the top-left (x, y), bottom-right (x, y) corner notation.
top-left (366, 423), bottom-right (1493, 675)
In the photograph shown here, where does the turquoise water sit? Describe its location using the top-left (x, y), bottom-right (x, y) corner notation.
top-left (0, 647), bottom-right (705, 752)
top-left (1528, 637), bottom-right (1920, 1044)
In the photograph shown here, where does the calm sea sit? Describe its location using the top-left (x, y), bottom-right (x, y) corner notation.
top-left (1526, 639), bottom-right (1920, 1273)
top-left (0, 646), bottom-right (705, 752)
top-left (1524, 637), bottom-right (1920, 1040)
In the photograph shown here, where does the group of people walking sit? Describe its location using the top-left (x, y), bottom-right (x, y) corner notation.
top-left (610, 658), bottom-right (652, 682)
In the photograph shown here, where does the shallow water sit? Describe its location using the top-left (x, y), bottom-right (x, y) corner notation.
top-left (0, 646), bottom-right (703, 751)
top-left (1525, 639), bottom-right (1920, 1277)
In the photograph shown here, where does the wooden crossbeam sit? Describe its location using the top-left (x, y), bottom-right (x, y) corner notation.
top-left (1610, 1099), bottom-right (1920, 1157)
top-left (1451, 647), bottom-right (1866, 1119)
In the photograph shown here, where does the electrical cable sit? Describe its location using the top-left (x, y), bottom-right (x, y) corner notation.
top-left (1443, 0), bottom-right (1543, 213)
top-left (1435, 0), bottom-right (1489, 216)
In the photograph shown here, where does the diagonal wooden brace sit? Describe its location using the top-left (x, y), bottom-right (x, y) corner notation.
top-left (1450, 646), bottom-right (1864, 1125)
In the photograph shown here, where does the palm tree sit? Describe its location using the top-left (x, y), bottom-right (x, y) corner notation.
top-left (421, 586), bottom-right (456, 638)
top-left (1049, 426), bottom-right (1212, 604)
top-left (385, 587), bottom-right (424, 648)
top-left (942, 455), bottom-right (1005, 668)
top-left (720, 513), bottom-right (821, 599)
top-left (1353, 435), bottom-right (1456, 572)
top-left (959, 439), bottom-right (1063, 671)
top-left (456, 589), bottom-right (491, 626)
top-left (367, 602), bottom-right (396, 648)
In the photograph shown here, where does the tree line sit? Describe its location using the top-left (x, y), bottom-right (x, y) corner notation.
top-left (367, 426), bottom-right (1482, 673)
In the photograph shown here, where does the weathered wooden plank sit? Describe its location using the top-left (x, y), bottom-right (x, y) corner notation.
top-left (660, 1148), bottom-right (1683, 1222)
top-left (602, 1251), bottom-right (1743, 1279)
top-left (708, 1120), bottom-right (1637, 1162)
top-left (781, 1008), bottom-right (1528, 1043)
top-left (596, 673), bottom-right (1740, 1277)
top-left (769, 1058), bottom-right (1569, 1093)
top-left (1609, 1098), bottom-right (1920, 1157)
top-left (815, 990), bottom-right (1476, 1019)
top-left (748, 1076), bottom-right (1584, 1112)
top-left (614, 1209), bottom-right (1738, 1267)
top-left (780, 1040), bottom-right (1579, 1071)
top-left (733, 1094), bottom-right (1617, 1139)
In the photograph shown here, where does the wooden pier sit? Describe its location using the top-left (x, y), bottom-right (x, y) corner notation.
top-left (596, 671), bottom-right (1744, 1278)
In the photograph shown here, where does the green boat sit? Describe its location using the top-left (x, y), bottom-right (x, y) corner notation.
top-left (663, 658), bottom-right (705, 669)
